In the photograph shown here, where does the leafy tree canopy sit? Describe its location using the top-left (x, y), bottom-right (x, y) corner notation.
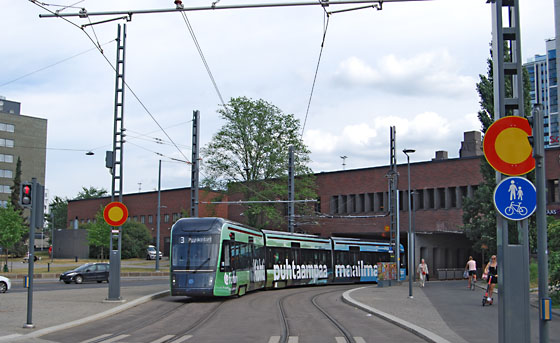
top-left (202, 96), bottom-right (316, 228)
top-left (0, 204), bottom-right (26, 263)
top-left (75, 186), bottom-right (108, 200)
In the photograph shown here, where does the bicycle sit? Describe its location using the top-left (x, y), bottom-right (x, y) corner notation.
top-left (504, 202), bottom-right (528, 216)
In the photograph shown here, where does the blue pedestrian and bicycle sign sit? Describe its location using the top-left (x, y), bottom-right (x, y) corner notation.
top-left (493, 176), bottom-right (537, 221)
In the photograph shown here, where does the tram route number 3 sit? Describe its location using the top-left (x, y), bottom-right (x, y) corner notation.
top-left (178, 236), bottom-right (212, 244)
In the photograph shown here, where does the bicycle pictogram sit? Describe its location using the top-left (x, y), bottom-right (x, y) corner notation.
top-left (504, 202), bottom-right (528, 216)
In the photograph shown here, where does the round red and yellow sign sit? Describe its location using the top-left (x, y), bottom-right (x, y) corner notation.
top-left (483, 116), bottom-right (535, 176)
top-left (103, 201), bottom-right (128, 227)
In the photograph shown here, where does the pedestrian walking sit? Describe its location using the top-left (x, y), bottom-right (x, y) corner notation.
top-left (465, 256), bottom-right (477, 290)
top-left (417, 258), bottom-right (429, 287)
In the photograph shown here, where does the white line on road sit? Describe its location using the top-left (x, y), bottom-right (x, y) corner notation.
top-left (268, 336), bottom-right (280, 343)
top-left (170, 335), bottom-right (193, 343)
top-left (97, 334), bottom-right (130, 343)
top-left (152, 334), bottom-right (176, 343)
top-left (335, 337), bottom-right (347, 343)
top-left (354, 337), bottom-right (366, 343)
top-left (80, 334), bottom-right (112, 343)
top-left (288, 337), bottom-right (298, 343)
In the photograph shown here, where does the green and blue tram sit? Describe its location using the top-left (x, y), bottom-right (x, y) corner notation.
top-left (332, 237), bottom-right (406, 283)
top-left (170, 217), bottom-right (405, 297)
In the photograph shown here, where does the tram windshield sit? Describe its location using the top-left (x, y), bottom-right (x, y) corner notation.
top-left (172, 235), bottom-right (219, 271)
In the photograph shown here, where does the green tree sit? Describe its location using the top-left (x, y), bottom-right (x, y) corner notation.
top-left (202, 96), bottom-right (316, 228)
top-left (86, 211), bottom-right (111, 259)
top-left (0, 204), bottom-right (26, 266)
top-left (9, 157), bottom-right (22, 212)
top-left (547, 218), bottom-right (560, 304)
top-left (48, 196), bottom-right (68, 230)
top-left (75, 186), bottom-right (108, 200)
top-left (121, 221), bottom-right (152, 259)
top-left (462, 45), bottom-right (532, 257)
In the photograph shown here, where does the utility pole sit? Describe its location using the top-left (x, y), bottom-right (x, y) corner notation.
top-left (386, 126), bottom-right (399, 282)
top-left (490, 1), bottom-right (530, 341)
top-left (191, 110), bottom-right (200, 218)
top-left (288, 145), bottom-right (295, 233)
top-left (108, 24), bottom-right (126, 301)
top-left (156, 159), bottom-right (162, 272)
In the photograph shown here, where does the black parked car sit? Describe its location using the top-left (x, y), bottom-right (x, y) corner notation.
top-left (59, 262), bottom-right (110, 284)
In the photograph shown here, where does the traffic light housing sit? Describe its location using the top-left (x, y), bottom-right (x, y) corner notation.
top-left (20, 183), bottom-right (32, 208)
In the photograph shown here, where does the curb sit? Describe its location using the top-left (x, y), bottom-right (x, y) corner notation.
top-left (341, 287), bottom-right (451, 343)
top-left (0, 290), bottom-right (170, 342)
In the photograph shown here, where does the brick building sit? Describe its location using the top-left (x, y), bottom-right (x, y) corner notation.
top-left (67, 188), bottom-right (227, 256)
top-left (66, 132), bottom-right (560, 276)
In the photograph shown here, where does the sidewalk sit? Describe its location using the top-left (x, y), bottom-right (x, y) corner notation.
top-left (0, 277), bottom-right (169, 343)
top-left (343, 282), bottom-right (467, 343)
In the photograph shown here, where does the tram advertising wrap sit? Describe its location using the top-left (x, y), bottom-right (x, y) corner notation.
top-left (170, 217), bottom-right (406, 297)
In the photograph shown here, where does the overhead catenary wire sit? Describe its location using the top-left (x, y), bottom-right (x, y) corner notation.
top-left (0, 39), bottom-right (115, 88)
top-left (300, 3), bottom-right (330, 138)
top-left (28, 0), bottom-right (192, 165)
top-left (178, 11), bottom-right (228, 110)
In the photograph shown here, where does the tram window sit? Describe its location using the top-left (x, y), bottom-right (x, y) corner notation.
top-left (291, 248), bottom-right (301, 265)
top-left (220, 241), bottom-right (231, 272)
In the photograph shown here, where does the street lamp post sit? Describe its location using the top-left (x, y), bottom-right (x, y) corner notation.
top-left (403, 148), bottom-right (415, 298)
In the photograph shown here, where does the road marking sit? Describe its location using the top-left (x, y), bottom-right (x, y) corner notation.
top-left (268, 336), bottom-right (281, 343)
top-left (288, 337), bottom-right (298, 343)
top-left (80, 334), bottom-right (112, 343)
top-left (170, 335), bottom-right (193, 343)
top-left (354, 337), bottom-right (366, 343)
top-left (335, 338), bottom-right (347, 343)
top-left (152, 335), bottom-right (176, 343)
top-left (97, 334), bottom-right (130, 343)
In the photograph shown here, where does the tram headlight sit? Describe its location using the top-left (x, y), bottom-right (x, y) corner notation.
top-left (172, 275), bottom-right (176, 286)
top-left (208, 276), bottom-right (214, 286)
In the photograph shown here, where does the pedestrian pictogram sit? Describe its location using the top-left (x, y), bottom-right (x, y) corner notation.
top-left (103, 202), bottom-right (128, 227)
top-left (483, 116), bottom-right (535, 176)
top-left (493, 176), bottom-right (536, 221)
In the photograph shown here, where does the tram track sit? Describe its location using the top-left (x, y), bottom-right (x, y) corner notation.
top-left (311, 289), bottom-right (356, 343)
top-left (276, 285), bottom-right (357, 343)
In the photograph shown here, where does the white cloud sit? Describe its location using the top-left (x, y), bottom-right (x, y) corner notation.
top-left (333, 50), bottom-right (476, 97)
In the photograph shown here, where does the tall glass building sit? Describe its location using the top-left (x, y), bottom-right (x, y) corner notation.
top-left (525, 39), bottom-right (560, 147)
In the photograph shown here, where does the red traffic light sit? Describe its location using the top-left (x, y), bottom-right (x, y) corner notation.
top-left (21, 183), bottom-right (32, 207)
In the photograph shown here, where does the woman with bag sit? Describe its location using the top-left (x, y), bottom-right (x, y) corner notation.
top-left (465, 256), bottom-right (477, 290)
top-left (417, 258), bottom-right (429, 287)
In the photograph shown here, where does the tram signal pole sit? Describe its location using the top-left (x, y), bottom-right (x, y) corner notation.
top-left (108, 24), bottom-right (126, 301)
top-left (386, 126), bottom-right (399, 282)
top-left (191, 110), bottom-right (200, 218)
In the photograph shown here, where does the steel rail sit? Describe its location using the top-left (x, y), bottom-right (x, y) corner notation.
top-left (39, 0), bottom-right (431, 18)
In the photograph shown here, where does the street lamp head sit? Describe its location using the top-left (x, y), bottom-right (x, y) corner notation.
top-left (403, 149), bottom-right (416, 154)
top-left (85, 151), bottom-right (94, 156)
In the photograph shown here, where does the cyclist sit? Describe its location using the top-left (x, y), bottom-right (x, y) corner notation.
top-left (465, 256), bottom-right (477, 289)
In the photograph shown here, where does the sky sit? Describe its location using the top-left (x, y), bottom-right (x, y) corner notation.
top-left (1, 0), bottom-right (556, 201)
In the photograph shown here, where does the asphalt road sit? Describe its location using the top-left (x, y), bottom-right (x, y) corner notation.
top-left (7, 277), bottom-right (168, 293)
top-left (42, 285), bottom-right (425, 343)
top-left (422, 280), bottom-right (560, 343)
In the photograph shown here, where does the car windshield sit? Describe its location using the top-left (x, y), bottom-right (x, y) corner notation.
top-left (147, 247), bottom-right (156, 252)
top-left (74, 264), bottom-right (93, 272)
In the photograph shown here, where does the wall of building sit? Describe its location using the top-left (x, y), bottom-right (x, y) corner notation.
top-left (0, 98), bottom-right (47, 206)
top-left (67, 188), bottom-right (228, 256)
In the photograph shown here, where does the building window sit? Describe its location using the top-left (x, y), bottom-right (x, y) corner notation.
top-left (172, 213), bottom-right (180, 222)
top-left (0, 200), bottom-right (7, 208)
top-left (133, 216), bottom-right (137, 222)
top-left (0, 169), bottom-right (12, 178)
top-left (164, 214), bottom-right (170, 223)
top-left (148, 215), bottom-right (153, 223)
top-left (140, 215), bottom-right (145, 223)
top-left (0, 185), bottom-right (10, 193)
top-left (0, 139), bottom-right (14, 148)
top-left (0, 154), bottom-right (13, 163)
top-left (0, 123), bottom-right (14, 132)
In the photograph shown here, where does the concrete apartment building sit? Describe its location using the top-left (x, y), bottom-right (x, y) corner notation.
top-left (0, 96), bottom-right (47, 207)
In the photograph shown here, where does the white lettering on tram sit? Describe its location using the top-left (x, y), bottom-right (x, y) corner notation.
top-left (252, 259), bottom-right (266, 282)
top-left (334, 261), bottom-right (377, 278)
top-left (272, 259), bottom-right (328, 281)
